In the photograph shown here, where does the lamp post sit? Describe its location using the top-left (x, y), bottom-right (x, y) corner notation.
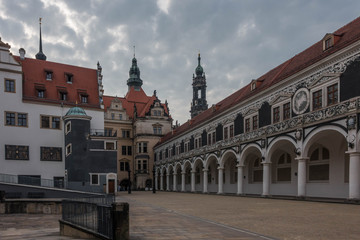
top-left (127, 168), bottom-right (131, 194)
top-left (152, 166), bottom-right (156, 194)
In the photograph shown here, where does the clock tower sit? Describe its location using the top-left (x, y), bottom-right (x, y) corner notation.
top-left (190, 53), bottom-right (208, 118)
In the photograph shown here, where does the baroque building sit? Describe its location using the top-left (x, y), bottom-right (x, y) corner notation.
top-left (103, 56), bottom-right (172, 190)
top-left (154, 17), bottom-right (360, 200)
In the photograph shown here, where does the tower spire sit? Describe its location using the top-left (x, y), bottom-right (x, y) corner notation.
top-left (35, 17), bottom-right (47, 60)
top-left (190, 52), bottom-right (208, 119)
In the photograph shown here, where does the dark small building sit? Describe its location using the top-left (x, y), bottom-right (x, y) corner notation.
top-left (63, 106), bottom-right (117, 193)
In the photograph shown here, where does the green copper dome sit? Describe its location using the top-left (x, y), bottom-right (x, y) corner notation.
top-left (127, 57), bottom-right (143, 88)
top-left (65, 106), bottom-right (87, 116)
top-left (195, 53), bottom-right (203, 77)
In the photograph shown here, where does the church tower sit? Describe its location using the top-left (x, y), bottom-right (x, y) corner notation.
top-left (127, 54), bottom-right (143, 91)
top-left (190, 53), bottom-right (208, 118)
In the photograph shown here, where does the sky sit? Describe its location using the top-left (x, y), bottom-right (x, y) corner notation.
top-left (1, 0), bottom-right (360, 125)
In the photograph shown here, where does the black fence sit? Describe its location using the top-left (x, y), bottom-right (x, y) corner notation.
top-left (62, 196), bottom-right (115, 239)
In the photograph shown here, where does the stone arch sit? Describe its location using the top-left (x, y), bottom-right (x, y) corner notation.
top-left (204, 153), bottom-right (219, 169)
top-left (219, 149), bottom-right (238, 168)
top-left (240, 143), bottom-right (262, 166)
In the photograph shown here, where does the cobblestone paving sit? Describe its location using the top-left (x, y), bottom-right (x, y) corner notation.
top-left (118, 191), bottom-right (360, 240)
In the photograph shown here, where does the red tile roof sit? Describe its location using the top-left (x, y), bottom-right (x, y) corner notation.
top-left (103, 87), bottom-right (169, 119)
top-left (157, 16), bottom-right (360, 146)
top-left (14, 56), bottom-right (101, 109)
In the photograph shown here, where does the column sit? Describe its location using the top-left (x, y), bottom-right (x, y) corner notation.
top-left (181, 172), bottom-right (186, 192)
top-left (173, 173), bottom-right (177, 191)
top-left (166, 174), bottom-right (170, 191)
top-left (236, 165), bottom-right (244, 195)
top-left (217, 167), bottom-right (224, 194)
top-left (191, 170), bottom-right (196, 192)
top-left (155, 172), bottom-right (158, 190)
top-left (160, 173), bottom-right (164, 191)
top-left (296, 157), bottom-right (308, 197)
top-left (203, 169), bottom-right (208, 193)
top-left (262, 162), bottom-right (271, 196)
top-left (348, 152), bottom-right (360, 199)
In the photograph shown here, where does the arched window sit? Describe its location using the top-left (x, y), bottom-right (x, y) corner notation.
top-left (308, 147), bottom-right (330, 181)
top-left (253, 158), bottom-right (263, 182)
top-left (276, 153), bottom-right (292, 182)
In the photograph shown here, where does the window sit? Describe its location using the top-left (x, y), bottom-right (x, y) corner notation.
top-left (324, 38), bottom-right (332, 50)
top-left (245, 118), bottom-right (250, 132)
top-left (223, 124), bottom-right (234, 140)
top-left (111, 113), bottom-right (115, 120)
top-left (142, 160), bottom-right (148, 173)
top-left (153, 126), bottom-right (162, 135)
top-left (176, 145), bottom-right (181, 155)
top-left (276, 153), bottom-right (291, 182)
top-left (41, 115), bottom-right (61, 129)
top-left (312, 90), bottom-right (322, 110)
top-left (308, 146), bottom-right (330, 181)
top-left (195, 137), bottom-right (201, 148)
top-left (65, 73), bottom-right (73, 83)
top-left (66, 144), bottom-right (72, 156)
top-left (105, 142), bottom-right (116, 150)
top-left (121, 146), bottom-right (132, 155)
top-left (40, 147), bottom-right (62, 161)
top-left (252, 115), bottom-right (258, 130)
top-left (37, 89), bottom-right (45, 98)
top-left (283, 102), bottom-right (291, 120)
top-left (5, 79), bottom-right (15, 93)
top-left (5, 112), bottom-right (28, 127)
top-left (60, 92), bottom-right (67, 101)
top-left (5, 145), bottom-right (29, 160)
top-left (184, 141), bottom-right (189, 152)
top-left (122, 130), bottom-right (130, 138)
top-left (207, 131), bottom-right (216, 145)
top-left (120, 162), bottom-right (129, 171)
top-left (90, 174), bottom-right (99, 185)
top-left (137, 142), bottom-right (148, 153)
top-left (327, 83), bottom-right (338, 106)
top-left (81, 95), bottom-right (88, 103)
top-left (168, 148), bottom-right (172, 158)
top-left (45, 71), bottom-right (53, 80)
top-left (273, 106), bottom-right (280, 123)
top-left (65, 122), bottom-right (71, 135)
top-left (119, 114), bottom-right (123, 120)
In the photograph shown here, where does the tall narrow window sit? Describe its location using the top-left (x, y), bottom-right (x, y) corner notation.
top-left (313, 90), bottom-right (322, 110)
top-left (229, 125), bottom-right (234, 138)
top-left (245, 118), bottom-right (250, 132)
top-left (46, 71), bottom-right (53, 80)
top-left (252, 115), bottom-right (258, 130)
top-left (38, 90), bottom-right (45, 98)
top-left (81, 95), bottom-right (88, 103)
top-left (327, 83), bottom-right (338, 106)
top-left (17, 113), bottom-right (27, 126)
top-left (273, 106), bottom-right (280, 123)
top-left (283, 102), bottom-right (291, 120)
top-left (6, 112), bottom-right (15, 126)
top-left (224, 126), bottom-right (228, 140)
top-left (60, 92), bottom-right (67, 101)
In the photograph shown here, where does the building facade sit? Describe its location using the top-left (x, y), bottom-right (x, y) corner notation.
top-left (154, 17), bottom-right (360, 200)
top-left (103, 56), bottom-right (172, 190)
top-left (0, 29), bottom-right (113, 192)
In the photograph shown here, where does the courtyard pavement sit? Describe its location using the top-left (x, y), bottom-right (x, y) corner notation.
top-left (0, 192), bottom-right (359, 239)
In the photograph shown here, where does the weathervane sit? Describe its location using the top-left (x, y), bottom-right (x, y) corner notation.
top-left (39, 17), bottom-right (42, 24)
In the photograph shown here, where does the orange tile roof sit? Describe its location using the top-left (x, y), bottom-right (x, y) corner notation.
top-left (103, 87), bottom-right (169, 119)
top-left (157, 16), bottom-right (360, 146)
top-left (14, 56), bottom-right (101, 109)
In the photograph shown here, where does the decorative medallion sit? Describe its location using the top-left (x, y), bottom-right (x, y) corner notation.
top-left (292, 88), bottom-right (310, 115)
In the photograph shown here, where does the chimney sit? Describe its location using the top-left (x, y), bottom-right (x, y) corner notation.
top-left (19, 48), bottom-right (26, 60)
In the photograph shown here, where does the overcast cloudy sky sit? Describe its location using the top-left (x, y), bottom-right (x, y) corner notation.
top-left (1, 0), bottom-right (360, 124)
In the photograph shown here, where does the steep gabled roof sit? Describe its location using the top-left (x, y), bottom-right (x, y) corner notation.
top-left (103, 87), bottom-right (169, 119)
top-left (14, 56), bottom-right (101, 109)
top-left (157, 16), bottom-right (360, 146)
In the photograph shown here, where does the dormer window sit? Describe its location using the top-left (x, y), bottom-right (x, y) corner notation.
top-left (35, 84), bottom-right (46, 98)
top-left (322, 33), bottom-right (341, 51)
top-left (250, 79), bottom-right (257, 91)
top-left (45, 70), bottom-right (53, 80)
top-left (65, 73), bottom-right (73, 83)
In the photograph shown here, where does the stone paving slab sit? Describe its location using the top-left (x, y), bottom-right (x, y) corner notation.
top-left (118, 191), bottom-right (360, 240)
top-left (125, 196), bottom-right (272, 240)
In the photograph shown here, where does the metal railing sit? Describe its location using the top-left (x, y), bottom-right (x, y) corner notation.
top-left (62, 196), bottom-right (114, 239)
top-left (0, 173), bottom-right (64, 188)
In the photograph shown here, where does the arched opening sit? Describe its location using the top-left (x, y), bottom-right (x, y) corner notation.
top-left (221, 151), bottom-right (237, 194)
top-left (242, 145), bottom-right (262, 195)
top-left (193, 159), bottom-right (204, 192)
top-left (206, 156), bottom-right (218, 193)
